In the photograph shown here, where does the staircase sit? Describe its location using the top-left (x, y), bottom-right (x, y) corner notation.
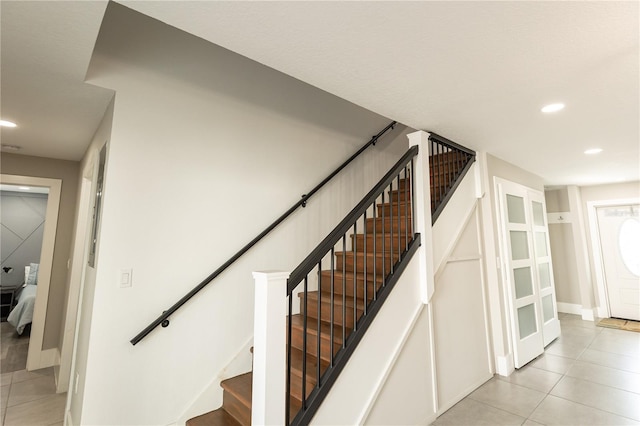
top-left (186, 142), bottom-right (473, 426)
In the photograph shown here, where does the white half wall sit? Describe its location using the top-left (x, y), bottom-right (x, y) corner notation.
top-left (310, 252), bottom-right (433, 425)
top-left (432, 206), bottom-right (493, 415)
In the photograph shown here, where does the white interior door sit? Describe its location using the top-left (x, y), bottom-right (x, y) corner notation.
top-left (529, 192), bottom-right (561, 346)
top-left (498, 180), bottom-right (544, 368)
top-left (596, 205), bottom-right (640, 321)
top-left (497, 179), bottom-right (560, 368)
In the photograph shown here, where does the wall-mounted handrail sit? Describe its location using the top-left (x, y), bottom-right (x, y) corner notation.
top-left (130, 121), bottom-right (397, 345)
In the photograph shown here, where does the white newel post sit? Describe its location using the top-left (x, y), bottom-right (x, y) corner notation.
top-left (251, 271), bottom-right (289, 426)
top-left (407, 131), bottom-right (435, 304)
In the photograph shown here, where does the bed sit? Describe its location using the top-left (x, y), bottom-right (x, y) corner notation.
top-left (8, 284), bottom-right (37, 334)
top-left (7, 263), bottom-right (39, 335)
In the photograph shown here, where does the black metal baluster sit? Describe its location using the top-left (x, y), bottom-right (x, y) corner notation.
top-left (363, 210), bottom-right (367, 315)
top-left (438, 143), bottom-right (444, 205)
top-left (396, 175), bottom-right (401, 264)
top-left (410, 158), bottom-right (416, 241)
top-left (316, 261), bottom-right (321, 387)
top-left (342, 235), bottom-right (346, 348)
top-left (404, 166), bottom-right (409, 252)
top-left (431, 139), bottom-right (436, 213)
top-left (372, 197), bottom-right (377, 302)
top-left (286, 293), bottom-right (293, 425)
top-left (381, 190), bottom-right (386, 287)
top-left (330, 247), bottom-right (335, 367)
top-left (353, 222), bottom-right (357, 331)
top-left (389, 181), bottom-right (394, 275)
top-left (302, 275), bottom-right (308, 409)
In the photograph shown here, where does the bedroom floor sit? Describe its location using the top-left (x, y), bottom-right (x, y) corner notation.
top-left (1, 322), bottom-right (65, 426)
top-left (1, 323), bottom-right (29, 374)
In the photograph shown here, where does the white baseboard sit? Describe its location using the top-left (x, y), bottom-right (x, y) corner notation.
top-left (495, 354), bottom-right (514, 377)
top-left (556, 302), bottom-right (582, 316)
top-left (596, 306), bottom-right (608, 319)
top-left (436, 373), bottom-right (493, 417)
top-left (65, 410), bottom-right (74, 426)
top-left (38, 348), bottom-right (58, 369)
top-left (581, 308), bottom-right (596, 322)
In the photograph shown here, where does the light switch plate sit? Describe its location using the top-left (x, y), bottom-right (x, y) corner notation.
top-left (119, 268), bottom-right (133, 288)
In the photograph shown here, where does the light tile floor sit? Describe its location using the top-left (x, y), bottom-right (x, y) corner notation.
top-left (1, 322), bottom-right (65, 426)
top-left (433, 313), bottom-right (640, 426)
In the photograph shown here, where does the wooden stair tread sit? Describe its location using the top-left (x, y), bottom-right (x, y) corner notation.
top-left (290, 346), bottom-right (329, 378)
top-left (290, 314), bottom-right (350, 336)
top-left (221, 372), bottom-right (252, 409)
top-left (300, 290), bottom-right (366, 309)
top-left (335, 250), bottom-right (401, 260)
top-left (186, 408), bottom-right (241, 426)
top-left (320, 269), bottom-right (384, 284)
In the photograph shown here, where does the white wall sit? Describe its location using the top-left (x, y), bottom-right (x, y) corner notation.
top-left (67, 97), bottom-right (115, 426)
top-left (75, 4), bottom-right (409, 424)
top-left (542, 181), bottom-right (640, 316)
top-left (432, 205), bottom-right (492, 414)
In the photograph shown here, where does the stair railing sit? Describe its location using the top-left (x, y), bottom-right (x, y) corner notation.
top-left (130, 121), bottom-right (397, 345)
top-left (285, 146), bottom-right (421, 425)
top-left (428, 132), bottom-right (475, 223)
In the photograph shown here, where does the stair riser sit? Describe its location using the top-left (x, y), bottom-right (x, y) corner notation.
top-left (290, 328), bottom-right (342, 363)
top-left (289, 373), bottom-right (317, 401)
top-left (300, 296), bottom-right (363, 329)
top-left (376, 203), bottom-right (412, 217)
top-left (388, 191), bottom-right (411, 202)
top-left (351, 234), bottom-right (410, 251)
top-left (319, 273), bottom-right (381, 298)
top-left (223, 390), bottom-right (251, 426)
top-left (365, 218), bottom-right (412, 234)
top-left (430, 151), bottom-right (466, 163)
top-left (335, 254), bottom-right (394, 275)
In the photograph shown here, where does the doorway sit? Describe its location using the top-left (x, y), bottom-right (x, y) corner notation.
top-left (0, 174), bottom-right (61, 371)
top-left (595, 204), bottom-right (640, 321)
top-left (0, 184), bottom-right (49, 373)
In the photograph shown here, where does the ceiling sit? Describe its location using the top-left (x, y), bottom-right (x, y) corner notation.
top-left (1, 1), bottom-right (638, 186)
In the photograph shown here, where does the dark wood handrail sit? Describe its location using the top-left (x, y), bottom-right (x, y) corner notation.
top-left (130, 121), bottom-right (397, 345)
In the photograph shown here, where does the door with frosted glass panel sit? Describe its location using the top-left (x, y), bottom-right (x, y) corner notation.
top-left (530, 191), bottom-right (561, 346)
top-left (497, 180), bottom-right (555, 368)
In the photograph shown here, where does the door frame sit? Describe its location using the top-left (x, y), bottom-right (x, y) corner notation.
top-left (587, 197), bottom-right (640, 319)
top-left (1, 173), bottom-right (61, 370)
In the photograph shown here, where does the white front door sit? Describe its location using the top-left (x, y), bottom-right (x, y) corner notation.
top-left (597, 205), bottom-right (640, 321)
top-left (497, 179), bottom-right (560, 368)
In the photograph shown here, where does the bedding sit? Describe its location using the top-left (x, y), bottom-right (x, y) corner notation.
top-left (7, 284), bottom-right (37, 335)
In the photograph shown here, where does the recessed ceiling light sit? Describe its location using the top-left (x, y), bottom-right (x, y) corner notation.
top-left (541, 103), bottom-right (565, 113)
top-left (584, 148), bottom-right (603, 155)
top-left (0, 120), bottom-right (17, 127)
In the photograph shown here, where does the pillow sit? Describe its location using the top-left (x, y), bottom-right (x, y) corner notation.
top-left (26, 263), bottom-right (39, 285)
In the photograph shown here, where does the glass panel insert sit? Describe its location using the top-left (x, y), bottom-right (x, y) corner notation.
top-left (619, 218), bottom-right (640, 277)
top-left (538, 263), bottom-right (551, 288)
top-left (510, 231), bottom-right (529, 260)
top-left (518, 304), bottom-right (537, 339)
top-left (535, 232), bottom-right (548, 257)
top-left (507, 194), bottom-right (526, 224)
top-left (514, 267), bottom-right (534, 299)
top-left (542, 295), bottom-right (555, 323)
top-left (532, 201), bottom-right (545, 226)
